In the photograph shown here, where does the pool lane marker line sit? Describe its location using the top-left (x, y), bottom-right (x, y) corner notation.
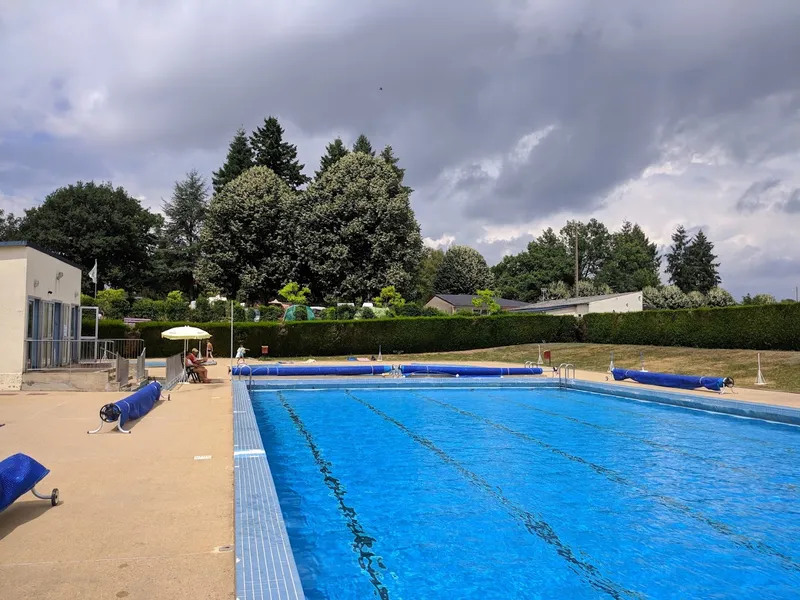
top-left (344, 391), bottom-right (638, 600)
top-left (278, 392), bottom-right (391, 600)
top-left (415, 391), bottom-right (800, 573)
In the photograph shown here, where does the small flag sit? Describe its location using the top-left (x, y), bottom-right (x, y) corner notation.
top-left (88, 260), bottom-right (98, 284)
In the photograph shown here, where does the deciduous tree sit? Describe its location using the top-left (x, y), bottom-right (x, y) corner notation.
top-left (20, 181), bottom-right (161, 293)
top-left (598, 221), bottom-right (661, 291)
top-left (434, 245), bottom-right (494, 295)
top-left (197, 167), bottom-right (300, 302)
top-left (300, 152), bottom-right (422, 301)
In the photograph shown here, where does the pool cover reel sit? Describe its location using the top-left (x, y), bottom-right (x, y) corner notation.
top-left (0, 453), bottom-right (59, 512)
top-left (87, 381), bottom-right (168, 434)
top-left (231, 365), bottom-right (392, 376)
top-left (400, 364), bottom-right (544, 377)
top-left (612, 368), bottom-right (733, 392)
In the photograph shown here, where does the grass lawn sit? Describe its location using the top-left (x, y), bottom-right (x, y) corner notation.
top-left (262, 343), bottom-right (800, 393)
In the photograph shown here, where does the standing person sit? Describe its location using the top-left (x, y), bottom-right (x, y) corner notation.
top-left (206, 338), bottom-right (214, 360)
top-left (235, 343), bottom-right (248, 366)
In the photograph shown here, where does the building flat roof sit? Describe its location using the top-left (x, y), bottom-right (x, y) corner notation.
top-left (431, 294), bottom-right (529, 308)
top-left (511, 291), bottom-right (640, 311)
top-left (0, 240), bottom-right (84, 271)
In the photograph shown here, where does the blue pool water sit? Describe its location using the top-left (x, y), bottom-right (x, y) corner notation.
top-left (251, 386), bottom-right (800, 599)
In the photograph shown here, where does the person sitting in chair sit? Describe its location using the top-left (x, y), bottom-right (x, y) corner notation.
top-left (186, 348), bottom-right (211, 383)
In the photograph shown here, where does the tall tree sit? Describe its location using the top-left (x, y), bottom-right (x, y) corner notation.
top-left (0, 208), bottom-right (22, 241)
top-left (249, 116), bottom-right (310, 188)
top-left (380, 145), bottom-right (412, 195)
top-left (598, 221), bottom-right (661, 292)
top-left (352, 134), bottom-right (375, 156)
top-left (433, 245), bottom-right (494, 295)
top-left (299, 152), bottom-right (422, 301)
top-left (559, 219), bottom-right (611, 280)
top-left (413, 247), bottom-right (445, 302)
top-left (684, 229), bottom-right (721, 294)
top-left (315, 137), bottom-right (349, 180)
top-left (492, 228), bottom-right (572, 301)
top-left (197, 167), bottom-right (300, 302)
top-left (212, 128), bottom-right (253, 194)
top-left (160, 169), bottom-right (209, 298)
top-left (20, 181), bottom-right (161, 293)
top-left (665, 225), bottom-right (691, 292)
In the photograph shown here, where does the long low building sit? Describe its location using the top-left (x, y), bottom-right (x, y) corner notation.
top-left (425, 294), bottom-right (529, 315)
top-left (509, 291), bottom-right (643, 317)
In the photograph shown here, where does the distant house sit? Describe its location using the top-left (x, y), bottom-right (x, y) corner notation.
top-left (508, 291), bottom-right (643, 317)
top-left (425, 294), bottom-right (529, 315)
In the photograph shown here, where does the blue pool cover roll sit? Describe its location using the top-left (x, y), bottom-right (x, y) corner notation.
top-left (231, 365), bottom-right (392, 376)
top-left (0, 453), bottom-right (49, 512)
top-left (115, 381), bottom-right (163, 426)
top-left (400, 364), bottom-right (544, 377)
top-left (611, 368), bottom-right (729, 392)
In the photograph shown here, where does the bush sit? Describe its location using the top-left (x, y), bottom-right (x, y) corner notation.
top-left (133, 313), bottom-right (578, 357)
top-left (258, 305), bottom-right (284, 321)
top-left (394, 303), bottom-right (422, 317)
top-left (357, 307), bottom-right (376, 319)
top-left (583, 303), bottom-right (800, 350)
top-left (420, 306), bottom-right (444, 317)
top-left (334, 305), bottom-right (357, 320)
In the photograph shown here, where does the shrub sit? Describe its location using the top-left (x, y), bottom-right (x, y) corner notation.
top-left (334, 305), bottom-right (357, 320)
top-left (258, 305), bottom-right (285, 321)
top-left (357, 307), bottom-right (376, 319)
top-left (394, 303), bottom-right (422, 317)
top-left (420, 306), bottom-right (444, 317)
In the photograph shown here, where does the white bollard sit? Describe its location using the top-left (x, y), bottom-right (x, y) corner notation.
top-left (755, 352), bottom-right (767, 386)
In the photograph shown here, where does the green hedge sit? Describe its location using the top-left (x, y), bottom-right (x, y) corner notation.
top-left (93, 303), bottom-right (800, 357)
top-left (583, 303), bottom-right (800, 350)
top-left (134, 314), bottom-right (578, 357)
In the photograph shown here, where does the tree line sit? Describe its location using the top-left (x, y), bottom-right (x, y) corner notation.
top-left (0, 114), bottom-right (787, 308)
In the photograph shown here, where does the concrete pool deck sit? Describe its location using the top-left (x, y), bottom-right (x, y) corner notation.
top-left (0, 364), bottom-right (234, 600)
top-left (1, 359), bottom-right (798, 599)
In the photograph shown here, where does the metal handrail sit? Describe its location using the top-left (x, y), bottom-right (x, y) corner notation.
top-left (555, 363), bottom-right (576, 387)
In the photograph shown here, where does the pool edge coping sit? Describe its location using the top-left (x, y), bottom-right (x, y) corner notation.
top-left (233, 380), bottom-right (306, 600)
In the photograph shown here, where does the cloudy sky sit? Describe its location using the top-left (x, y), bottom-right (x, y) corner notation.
top-left (2, 1), bottom-right (800, 299)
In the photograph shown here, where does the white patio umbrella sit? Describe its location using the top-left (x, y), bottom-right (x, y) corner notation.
top-left (161, 326), bottom-right (212, 359)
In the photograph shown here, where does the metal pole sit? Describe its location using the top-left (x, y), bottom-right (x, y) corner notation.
top-left (574, 223), bottom-right (579, 294)
top-left (230, 300), bottom-right (234, 372)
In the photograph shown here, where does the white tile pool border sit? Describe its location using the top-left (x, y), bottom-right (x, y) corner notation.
top-left (233, 380), bottom-right (306, 600)
top-left (233, 374), bottom-right (800, 598)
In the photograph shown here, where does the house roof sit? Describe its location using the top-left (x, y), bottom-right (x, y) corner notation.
top-left (432, 294), bottom-right (529, 308)
top-left (0, 240), bottom-right (84, 271)
top-left (510, 291), bottom-right (640, 312)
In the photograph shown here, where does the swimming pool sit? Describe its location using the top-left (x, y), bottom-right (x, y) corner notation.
top-left (243, 383), bottom-right (800, 599)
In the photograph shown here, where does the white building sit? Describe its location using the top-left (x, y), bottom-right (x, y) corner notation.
top-left (0, 242), bottom-right (83, 390)
top-left (509, 291), bottom-right (643, 317)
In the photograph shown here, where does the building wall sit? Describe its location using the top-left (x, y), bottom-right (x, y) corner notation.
top-left (588, 292), bottom-right (642, 314)
top-left (425, 296), bottom-right (457, 315)
top-left (0, 247), bottom-right (28, 390)
top-left (25, 247), bottom-right (82, 306)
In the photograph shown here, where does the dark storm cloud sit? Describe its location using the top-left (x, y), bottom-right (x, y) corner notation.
top-left (781, 189), bottom-right (800, 214)
top-left (735, 178), bottom-right (782, 213)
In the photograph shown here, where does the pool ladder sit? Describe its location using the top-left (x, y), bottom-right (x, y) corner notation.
top-left (556, 363), bottom-right (576, 388)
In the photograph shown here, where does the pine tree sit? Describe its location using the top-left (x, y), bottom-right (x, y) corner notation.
top-left (161, 169), bottom-right (209, 297)
top-left (685, 229), bottom-right (721, 294)
top-left (315, 137), bottom-right (349, 180)
top-left (665, 225), bottom-right (691, 292)
top-left (380, 145), bottom-right (412, 194)
top-left (352, 134), bottom-right (375, 156)
top-left (249, 116), bottom-right (310, 188)
top-left (212, 128), bottom-right (253, 194)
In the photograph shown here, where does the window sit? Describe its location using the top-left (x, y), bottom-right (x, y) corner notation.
top-left (27, 299), bottom-right (35, 338)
